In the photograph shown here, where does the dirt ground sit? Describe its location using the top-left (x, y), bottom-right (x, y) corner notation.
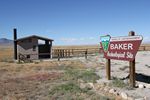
top-left (0, 60), bottom-right (85, 99)
top-left (0, 46), bottom-right (113, 100)
top-left (0, 46), bottom-right (150, 100)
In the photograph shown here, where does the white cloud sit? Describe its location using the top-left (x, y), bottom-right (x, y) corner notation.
top-left (60, 37), bottom-right (96, 42)
top-left (45, 30), bottom-right (58, 34)
top-left (143, 36), bottom-right (150, 43)
top-left (79, 38), bottom-right (85, 41)
top-left (58, 36), bottom-right (98, 45)
top-left (0, 33), bottom-right (6, 38)
top-left (89, 37), bottom-right (95, 40)
top-left (60, 38), bottom-right (77, 42)
top-left (144, 36), bottom-right (150, 41)
top-left (79, 37), bottom-right (96, 41)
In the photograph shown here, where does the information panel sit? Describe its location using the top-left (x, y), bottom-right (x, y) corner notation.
top-left (100, 35), bottom-right (143, 61)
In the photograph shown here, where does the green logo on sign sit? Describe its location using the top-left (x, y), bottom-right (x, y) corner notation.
top-left (100, 35), bottom-right (111, 52)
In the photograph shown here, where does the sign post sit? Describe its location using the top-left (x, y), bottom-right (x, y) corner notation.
top-left (106, 59), bottom-right (111, 80)
top-left (100, 31), bottom-right (143, 87)
top-left (100, 35), bottom-right (111, 80)
top-left (129, 31), bottom-right (136, 87)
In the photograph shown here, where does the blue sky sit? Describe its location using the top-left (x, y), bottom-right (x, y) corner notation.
top-left (0, 0), bottom-right (150, 45)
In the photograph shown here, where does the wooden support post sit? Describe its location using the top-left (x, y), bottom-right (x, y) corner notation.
top-left (62, 49), bottom-right (63, 58)
top-left (64, 49), bottom-right (67, 58)
top-left (72, 49), bottom-right (74, 55)
top-left (63, 49), bottom-right (64, 58)
top-left (129, 60), bottom-right (135, 87)
top-left (13, 28), bottom-right (17, 60)
top-left (85, 49), bottom-right (87, 59)
top-left (66, 49), bottom-right (67, 58)
top-left (58, 49), bottom-right (60, 61)
top-left (144, 46), bottom-right (145, 51)
top-left (67, 49), bottom-right (68, 58)
top-left (56, 49), bottom-right (57, 57)
top-left (106, 59), bottom-right (111, 80)
top-left (61, 50), bottom-right (62, 58)
top-left (18, 53), bottom-right (20, 63)
top-left (68, 49), bottom-right (70, 57)
top-left (50, 41), bottom-right (52, 58)
top-left (60, 50), bottom-right (61, 58)
top-left (129, 31), bottom-right (136, 87)
top-left (66, 49), bottom-right (68, 58)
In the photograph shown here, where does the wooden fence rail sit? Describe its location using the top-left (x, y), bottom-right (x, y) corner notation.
top-left (52, 48), bottom-right (100, 60)
top-left (17, 45), bottom-right (150, 61)
top-left (52, 45), bottom-right (150, 61)
top-left (139, 45), bottom-right (150, 51)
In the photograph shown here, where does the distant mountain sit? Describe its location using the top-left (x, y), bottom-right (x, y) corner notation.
top-left (0, 38), bottom-right (13, 46)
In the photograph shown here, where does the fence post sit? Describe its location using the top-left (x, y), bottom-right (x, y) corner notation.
top-left (62, 49), bottom-right (64, 58)
top-left (72, 49), bottom-right (74, 56)
top-left (18, 53), bottom-right (20, 63)
top-left (68, 49), bottom-right (70, 57)
top-left (66, 49), bottom-right (67, 58)
top-left (58, 49), bottom-right (60, 61)
top-left (61, 49), bottom-right (63, 58)
top-left (129, 31), bottom-right (136, 87)
top-left (65, 49), bottom-right (67, 58)
top-left (60, 49), bottom-right (62, 58)
top-left (85, 49), bottom-right (87, 59)
top-left (144, 46), bottom-right (145, 51)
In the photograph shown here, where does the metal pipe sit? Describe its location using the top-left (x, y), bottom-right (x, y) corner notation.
top-left (14, 28), bottom-right (17, 60)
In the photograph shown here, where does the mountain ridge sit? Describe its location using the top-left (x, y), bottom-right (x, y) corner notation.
top-left (0, 38), bottom-right (13, 46)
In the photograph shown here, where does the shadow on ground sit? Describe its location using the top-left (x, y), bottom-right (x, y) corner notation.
top-left (122, 73), bottom-right (150, 84)
top-left (135, 73), bottom-right (150, 84)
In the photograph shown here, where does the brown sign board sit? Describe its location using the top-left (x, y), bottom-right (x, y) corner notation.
top-left (100, 35), bottom-right (143, 61)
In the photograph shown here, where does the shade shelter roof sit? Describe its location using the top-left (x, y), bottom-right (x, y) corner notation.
top-left (15, 35), bottom-right (54, 42)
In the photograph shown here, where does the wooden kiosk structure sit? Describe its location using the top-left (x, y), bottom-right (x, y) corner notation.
top-left (13, 28), bottom-right (54, 60)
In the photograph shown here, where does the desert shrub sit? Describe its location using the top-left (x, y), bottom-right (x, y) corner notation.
top-left (125, 86), bottom-right (135, 90)
top-left (50, 82), bottom-right (81, 94)
top-left (17, 60), bottom-right (33, 64)
top-left (0, 58), bottom-right (7, 62)
top-left (110, 77), bottom-right (127, 88)
top-left (15, 66), bottom-right (22, 72)
top-left (63, 69), bottom-right (100, 83)
top-left (49, 81), bottom-right (113, 100)
top-left (62, 68), bottom-right (79, 81)
top-left (17, 61), bottom-right (24, 64)
top-left (49, 82), bottom-right (83, 99)
top-left (0, 58), bottom-right (13, 63)
top-left (8, 60), bottom-right (14, 63)
top-left (91, 94), bottom-right (115, 100)
top-left (33, 66), bottom-right (42, 71)
top-left (119, 66), bottom-right (128, 71)
top-left (145, 64), bottom-right (150, 68)
top-left (34, 61), bottom-right (39, 64)
top-left (78, 69), bottom-right (100, 83)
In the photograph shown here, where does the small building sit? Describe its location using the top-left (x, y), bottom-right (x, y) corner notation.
top-left (13, 29), bottom-right (54, 60)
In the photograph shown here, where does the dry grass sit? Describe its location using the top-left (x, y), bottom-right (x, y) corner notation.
top-left (0, 45), bottom-right (111, 99)
top-left (0, 60), bottom-right (83, 99)
top-left (0, 46), bottom-right (13, 61)
top-left (53, 44), bottom-right (99, 49)
top-left (0, 60), bottom-right (113, 99)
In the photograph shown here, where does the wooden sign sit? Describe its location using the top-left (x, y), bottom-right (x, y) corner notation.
top-left (100, 35), bottom-right (143, 61)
